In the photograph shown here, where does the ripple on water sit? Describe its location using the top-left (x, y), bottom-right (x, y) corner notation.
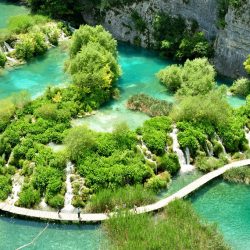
top-left (0, 215), bottom-right (103, 250)
top-left (190, 179), bottom-right (250, 250)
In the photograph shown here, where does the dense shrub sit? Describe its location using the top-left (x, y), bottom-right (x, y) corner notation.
top-left (8, 14), bottom-right (49, 34)
top-left (145, 172), bottom-right (171, 193)
top-left (196, 156), bottom-right (225, 172)
top-left (0, 51), bottom-right (7, 67)
top-left (153, 13), bottom-right (212, 60)
top-left (230, 78), bottom-right (250, 97)
top-left (86, 185), bottom-right (156, 213)
top-left (156, 153), bottom-right (180, 174)
top-left (0, 175), bottom-right (12, 201)
top-left (18, 184), bottom-right (41, 208)
top-left (79, 150), bottom-right (152, 191)
top-left (223, 166), bottom-right (250, 184)
top-left (104, 200), bottom-right (229, 250)
top-left (142, 116), bottom-right (172, 155)
top-left (66, 25), bottom-right (121, 107)
top-left (158, 58), bottom-right (216, 96)
top-left (244, 54), bottom-right (250, 74)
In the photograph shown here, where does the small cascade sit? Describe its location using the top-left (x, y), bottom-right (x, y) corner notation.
top-left (6, 56), bottom-right (17, 63)
top-left (170, 127), bottom-right (195, 174)
top-left (4, 42), bottom-right (14, 53)
top-left (205, 140), bottom-right (213, 157)
top-left (185, 147), bottom-right (190, 165)
top-left (62, 162), bottom-right (75, 212)
top-left (215, 134), bottom-right (226, 154)
top-left (8, 172), bottom-right (23, 205)
top-left (39, 198), bottom-right (48, 209)
top-left (245, 127), bottom-right (250, 147)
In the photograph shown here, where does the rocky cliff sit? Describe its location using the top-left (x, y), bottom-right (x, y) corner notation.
top-left (82, 0), bottom-right (250, 78)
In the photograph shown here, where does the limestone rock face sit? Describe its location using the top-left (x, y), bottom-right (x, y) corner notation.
top-left (214, 4), bottom-right (250, 77)
top-left (82, 0), bottom-right (250, 78)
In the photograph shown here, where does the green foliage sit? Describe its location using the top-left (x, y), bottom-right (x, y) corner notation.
top-left (244, 55), bottom-right (250, 74)
top-left (223, 166), bottom-right (250, 184)
top-left (47, 194), bottom-right (64, 208)
top-left (27, 0), bottom-right (83, 20)
top-left (171, 89), bottom-right (231, 128)
top-left (8, 14), bottom-right (49, 34)
top-left (156, 153), bottom-right (180, 174)
top-left (64, 126), bottom-right (97, 162)
top-left (104, 199), bottom-right (229, 250)
top-left (230, 78), bottom-right (250, 97)
top-left (66, 25), bottom-right (121, 107)
top-left (0, 51), bottom-right (7, 67)
top-left (0, 175), bottom-right (12, 201)
top-left (196, 156), bottom-right (225, 172)
top-left (79, 150), bottom-right (152, 191)
top-left (145, 172), bottom-right (171, 193)
top-left (127, 94), bottom-right (173, 117)
top-left (157, 58), bottom-right (216, 96)
top-left (142, 116), bottom-right (172, 155)
top-left (15, 31), bottom-right (48, 60)
top-left (18, 184), bottom-right (41, 208)
top-left (69, 25), bottom-right (117, 58)
top-left (157, 64), bottom-right (183, 93)
top-left (87, 185), bottom-right (156, 213)
top-left (153, 13), bottom-right (212, 60)
top-left (131, 11), bottom-right (147, 33)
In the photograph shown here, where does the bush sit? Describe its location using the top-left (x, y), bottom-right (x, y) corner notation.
top-left (0, 175), bottom-right (12, 201)
top-left (47, 194), bottom-right (64, 208)
top-left (157, 153), bottom-right (180, 174)
top-left (196, 156), bottom-right (224, 172)
top-left (145, 172), bottom-right (170, 193)
top-left (18, 184), bottom-right (41, 208)
top-left (8, 14), bottom-right (49, 34)
top-left (244, 54), bottom-right (250, 74)
top-left (230, 78), bottom-right (250, 97)
top-left (223, 166), bottom-right (250, 185)
top-left (142, 116), bottom-right (172, 155)
top-left (0, 51), bottom-right (7, 67)
top-left (86, 185), bottom-right (156, 213)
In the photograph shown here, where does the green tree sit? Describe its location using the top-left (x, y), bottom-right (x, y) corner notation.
top-left (244, 55), bottom-right (250, 74)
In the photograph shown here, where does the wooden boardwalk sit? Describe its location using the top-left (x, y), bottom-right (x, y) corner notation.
top-left (0, 159), bottom-right (249, 222)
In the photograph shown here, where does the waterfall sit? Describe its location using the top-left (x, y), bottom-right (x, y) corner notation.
top-left (245, 127), bottom-right (250, 147)
top-left (4, 42), bottom-right (14, 53)
top-left (215, 134), bottom-right (226, 154)
top-left (62, 162), bottom-right (75, 212)
top-left (185, 147), bottom-right (190, 165)
top-left (7, 172), bottom-right (23, 206)
top-left (170, 127), bottom-right (195, 174)
top-left (205, 140), bottom-right (213, 157)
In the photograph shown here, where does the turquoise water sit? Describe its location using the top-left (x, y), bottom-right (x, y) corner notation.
top-left (0, 46), bottom-right (68, 99)
top-left (0, 215), bottom-right (103, 250)
top-left (190, 179), bottom-right (250, 250)
top-left (0, 1), bottom-right (28, 29)
top-left (158, 170), bottom-right (203, 198)
top-left (74, 44), bottom-right (175, 131)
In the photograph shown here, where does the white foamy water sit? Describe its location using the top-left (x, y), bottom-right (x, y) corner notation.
top-left (7, 171), bottom-right (23, 205)
top-left (170, 127), bottom-right (195, 174)
top-left (62, 162), bottom-right (75, 212)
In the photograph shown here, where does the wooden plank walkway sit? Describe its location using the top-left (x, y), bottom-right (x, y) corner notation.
top-left (0, 159), bottom-right (249, 222)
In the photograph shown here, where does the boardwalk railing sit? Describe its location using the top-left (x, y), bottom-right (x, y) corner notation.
top-left (0, 159), bottom-right (250, 222)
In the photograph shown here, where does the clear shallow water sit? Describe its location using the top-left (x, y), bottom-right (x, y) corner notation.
top-left (0, 46), bottom-right (68, 99)
top-left (74, 44), bottom-right (175, 131)
top-left (0, 215), bottom-right (103, 250)
top-left (0, 1), bottom-right (28, 29)
top-left (190, 179), bottom-right (250, 250)
top-left (158, 170), bottom-right (203, 198)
